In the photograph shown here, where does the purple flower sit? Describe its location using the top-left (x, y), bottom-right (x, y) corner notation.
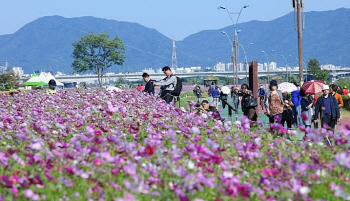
top-left (335, 153), bottom-right (350, 169)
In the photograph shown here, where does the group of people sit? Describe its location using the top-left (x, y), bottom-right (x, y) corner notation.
top-left (140, 66), bottom-right (345, 142)
top-left (140, 66), bottom-right (179, 104)
top-left (260, 80), bottom-right (343, 141)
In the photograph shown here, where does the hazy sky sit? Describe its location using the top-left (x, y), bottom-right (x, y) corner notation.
top-left (1, 0), bottom-right (349, 40)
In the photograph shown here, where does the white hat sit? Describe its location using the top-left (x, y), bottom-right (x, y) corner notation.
top-left (322, 85), bottom-right (329, 91)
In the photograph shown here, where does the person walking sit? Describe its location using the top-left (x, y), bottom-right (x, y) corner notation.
top-left (311, 94), bottom-right (319, 128)
top-left (231, 87), bottom-right (239, 112)
top-left (265, 80), bottom-right (284, 125)
top-left (300, 89), bottom-right (314, 140)
top-left (281, 91), bottom-right (293, 129)
top-left (241, 84), bottom-right (257, 121)
top-left (330, 84), bottom-right (344, 108)
top-left (208, 86), bottom-right (213, 103)
top-left (314, 85), bottom-right (340, 133)
top-left (142, 72), bottom-right (155, 95)
top-left (193, 86), bottom-right (203, 103)
top-left (153, 66), bottom-right (177, 104)
top-left (291, 82), bottom-right (302, 127)
top-left (211, 86), bottom-right (220, 109)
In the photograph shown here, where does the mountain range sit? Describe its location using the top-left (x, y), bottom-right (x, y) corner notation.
top-left (0, 8), bottom-right (349, 74)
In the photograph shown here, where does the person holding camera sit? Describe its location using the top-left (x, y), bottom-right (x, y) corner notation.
top-left (265, 80), bottom-right (284, 124)
top-left (142, 72), bottom-right (155, 95)
top-left (241, 84), bottom-right (257, 121)
top-left (193, 85), bottom-right (203, 103)
top-left (198, 100), bottom-right (222, 121)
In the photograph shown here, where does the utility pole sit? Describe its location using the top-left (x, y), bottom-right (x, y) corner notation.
top-left (293, 0), bottom-right (304, 85)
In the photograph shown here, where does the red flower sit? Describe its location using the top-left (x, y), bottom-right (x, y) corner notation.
top-left (145, 145), bottom-right (155, 155)
top-left (94, 130), bottom-right (102, 136)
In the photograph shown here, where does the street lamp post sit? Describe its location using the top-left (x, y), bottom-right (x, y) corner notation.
top-left (220, 5), bottom-right (249, 86)
top-left (262, 50), bottom-right (270, 83)
top-left (221, 31), bottom-right (235, 79)
top-left (239, 44), bottom-right (248, 83)
top-left (281, 55), bottom-right (288, 82)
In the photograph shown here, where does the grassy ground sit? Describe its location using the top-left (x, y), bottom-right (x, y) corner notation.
top-left (340, 107), bottom-right (350, 118)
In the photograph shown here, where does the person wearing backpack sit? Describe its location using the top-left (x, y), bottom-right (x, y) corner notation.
top-left (241, 84), bottom-right (257, 121)
top-left (153, 66), bottom-right (178, 104)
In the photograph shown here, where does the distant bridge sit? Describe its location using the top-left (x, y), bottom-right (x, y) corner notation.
top-left (20, 69), bottom-right (350, 84)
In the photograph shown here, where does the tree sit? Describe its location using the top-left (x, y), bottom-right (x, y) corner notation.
top-left (0, 72), bottom-right (19, 89)
top-left (72, 33), bottom-right (125, 88)
top-left (307, 58), bottom-right (320, 76)
top-left (307, 58), bottom-right (330, 81)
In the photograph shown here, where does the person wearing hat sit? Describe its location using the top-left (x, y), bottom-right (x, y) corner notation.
top-left (343, 86), bottom-right (349, 96)
top-left (265, 80), bottom-right (284, 125)
top-left (314, 85), bottom-right (340, 133)
top-left (46, 79), bottom-right (57, 94)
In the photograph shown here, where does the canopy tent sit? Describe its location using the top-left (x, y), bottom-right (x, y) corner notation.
top-left (38, 72), bottom-right (49, 84)
top-left (24, 74), bottom-right (48, 86)
top-left (46, 72), bottom-right (64, 86)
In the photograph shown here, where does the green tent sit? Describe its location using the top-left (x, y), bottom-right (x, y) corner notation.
top-left (24, 74), bottom-right (48, 86)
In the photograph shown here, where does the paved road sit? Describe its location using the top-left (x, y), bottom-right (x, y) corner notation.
top-left (215, 96), bottom-right (349, 141)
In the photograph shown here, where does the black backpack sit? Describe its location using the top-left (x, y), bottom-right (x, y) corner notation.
top-left (171, 76), bottom-right (183, 96)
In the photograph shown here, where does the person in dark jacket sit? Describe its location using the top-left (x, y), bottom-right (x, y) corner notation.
top-left (142, 72), bottom-right (155, 95)
top-left (241, 84), bottom-right (257, 121)
top-left (281, 91), bottom-right (292, 129)
top-left (313, 85), bottom-right (340, 132)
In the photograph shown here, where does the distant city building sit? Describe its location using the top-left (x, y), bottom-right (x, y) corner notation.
top-left (270, 62), bottom-right (277, 71)
top-left (214, 62), bottom-right (226, 72)
top-left (12, 67), bottom-right (24, 76)
top-left (226, 63), bottom-right (232, 72)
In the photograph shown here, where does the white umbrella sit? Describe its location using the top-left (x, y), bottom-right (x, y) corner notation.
top-left (106, 86), bottom-right (122, 92)
top-left (220, 86), bottom-right (231, 95)
top-left (278, 82), bottom-right (297, 93)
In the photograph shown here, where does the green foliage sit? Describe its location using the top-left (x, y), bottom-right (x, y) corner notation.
top-left (183, 77), bottom-right (201, 85)
top-left (335, 78), bottom-right (350, 89)
top-left (72, 33), bottom-right (125, 88)
top-left (307, 58), bottom-right (330, 81)
top-left (289, 74), bottom-right (298, 84)
top-left (222, 76), bottom-right (234, 85)
top-left (0, 72), bottom-right (19, 89)
top-left (342, 95), bottom-right (350, 111)
top-left (115, 78), bottom-right (126, 87)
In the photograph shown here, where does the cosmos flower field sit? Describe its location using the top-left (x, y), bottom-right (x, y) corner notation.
top-left (0, 89), bottom-right (350, 201)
